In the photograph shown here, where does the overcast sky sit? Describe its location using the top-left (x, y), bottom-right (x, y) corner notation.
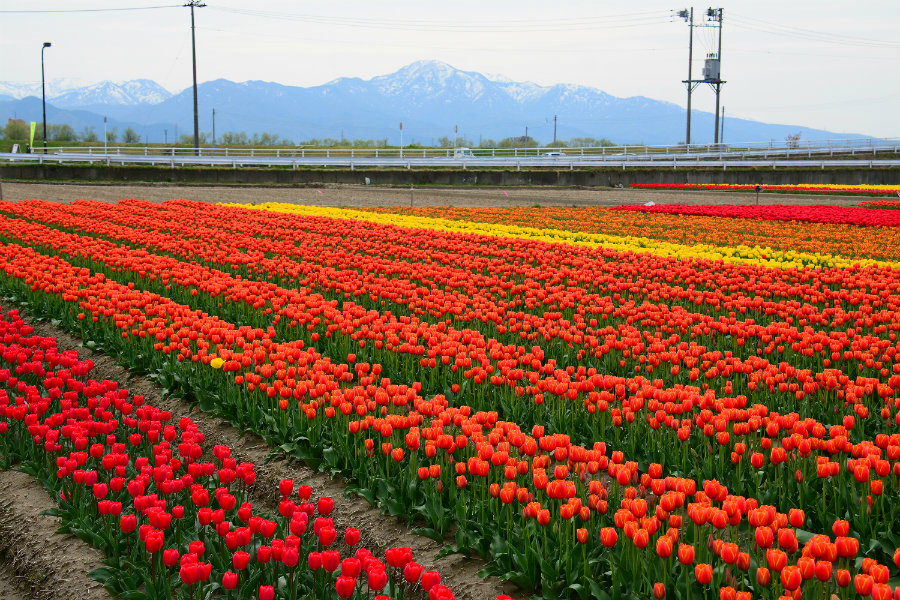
top-left (1, 0), bottom-right (898, 138)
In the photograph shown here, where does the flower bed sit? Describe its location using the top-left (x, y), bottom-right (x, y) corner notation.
top-left (612, 203), bottom-right (900, 228)
top-left (0, 198), bottom-right (898, 600)
top-left (626, 183), bottom-right (900, 197)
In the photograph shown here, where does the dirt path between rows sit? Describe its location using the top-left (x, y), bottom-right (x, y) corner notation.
top-left (4, 303), bottom-right (516, 600)
top-left (0, 181), bottom-right (866, 207)
top-left (0, 467), bottom-right (109, 600)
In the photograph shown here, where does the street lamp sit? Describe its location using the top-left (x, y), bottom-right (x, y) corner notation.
top-left (41, 42), bottom-right (51, 153)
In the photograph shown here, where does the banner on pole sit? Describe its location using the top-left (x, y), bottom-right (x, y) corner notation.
top-left (29, 122), bottom-right (36, 147)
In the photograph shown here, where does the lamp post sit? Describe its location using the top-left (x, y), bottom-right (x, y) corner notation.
top-left (41, 42), bottom-right (51, 153)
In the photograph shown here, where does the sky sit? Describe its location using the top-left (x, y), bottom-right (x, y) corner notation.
top-left (1, 0), bottom-right (898, 139)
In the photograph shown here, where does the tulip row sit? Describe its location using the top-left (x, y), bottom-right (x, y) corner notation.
top-left (613, 203), bottom-right (900, 228)
top-left (357, 204), bottom-right (900, 264)
top-left (1, 199), bottom-right (900, 596)
top-left (860, 201), bottom-right (900, 211)
top-left (625, 183), bottom-right (900, 197)
top-left (0, 306), bottom-right (455, 600)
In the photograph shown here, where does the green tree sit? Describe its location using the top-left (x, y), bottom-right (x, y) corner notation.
top-left (80, 126), bottom-right (99, 142)
top-left (106, 128), bottom-right (118, 143)
top-left (51, 123), bottom-right (77, 142)
top-left (568, 136), bottom-right (615, 147)
top-left (498, 136), bottom-right (538, 148)
top-left (220, 131), bottom-right (248, 145)
top-left (178, 132), bottom-right (208, 145)
top-left (2, 119), bottom-right (29, 140)
top-left (123, 127), bottom-right (141, 143)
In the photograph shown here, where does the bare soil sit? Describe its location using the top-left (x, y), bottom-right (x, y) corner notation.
top-left (0, 468), bottom-right (109, 600)
top-left (4, 303), bottom-right (518, 600)
top-left (0, 181), bottom-right (866, 207)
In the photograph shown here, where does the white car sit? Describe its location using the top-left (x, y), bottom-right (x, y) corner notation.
top-left (542, 151), bottom-right (566, 157)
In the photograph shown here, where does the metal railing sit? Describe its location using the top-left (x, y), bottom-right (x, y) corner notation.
top-left (2, 150), bottom-right (899, 172)
top-left (23, 136), bottom-right (900, 162)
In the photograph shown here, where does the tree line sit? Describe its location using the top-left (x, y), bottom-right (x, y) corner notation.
top-left (2, 118), bottom-right (617, 148)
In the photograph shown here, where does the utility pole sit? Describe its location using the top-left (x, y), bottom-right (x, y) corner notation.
top-left (212, 108), bottom-right (216, 151)
top-left (678, 7), bottom-right (724, 146)
top-left (185, 1), bottom-right (205, 156)
top-left (104, 116), bottom-right (108, 154)
top-left (677, 8), bottom-right (694, 146)
top-left (552, 115), bottom-right (558, 148)
top-left (41, 42), bottom-right (51, 153)
top-left (709, 7), bottom-right (724, 145)
top-left (399, 122), bottom-right (403, 159)
top-left (720, 106), bottom-right (725, 144)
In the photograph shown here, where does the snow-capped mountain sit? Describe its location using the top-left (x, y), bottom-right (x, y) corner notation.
top-left (0, 79), bottom-right (171, 107)
top-left (0, 77), bottom-right (89, 100)
top-left (0, 60), bottom-right (865, 145)
top-left (51, 79), bottom-right (172, 107)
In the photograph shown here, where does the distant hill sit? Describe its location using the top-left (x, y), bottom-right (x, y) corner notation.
top-left (0, 61), bottom-right (870, 146)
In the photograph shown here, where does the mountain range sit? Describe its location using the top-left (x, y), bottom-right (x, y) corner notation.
top-left (0, 60), bottom-right (866, 146)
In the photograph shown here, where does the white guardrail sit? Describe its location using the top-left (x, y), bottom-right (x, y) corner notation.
top-left (2, 153), bottom-right (899, 171)
top-left (1, 138), bottom-right (898, 170)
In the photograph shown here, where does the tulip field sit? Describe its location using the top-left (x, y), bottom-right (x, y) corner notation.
top-left (0, 197), bottom-right (899, 600)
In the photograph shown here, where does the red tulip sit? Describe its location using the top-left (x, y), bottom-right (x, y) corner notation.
top-left (163, 548), bottom-right (180, 567)
top-left (421, 570), bottom-right (441, 591)
top-left (694, 564), bottom-right (712, 585)
top-left (600, 527), bottom-right (617, 548)
top-left (653, 582), bottom-right (665, 599)
top-left (258, 585), bottom-right (275, 600)
top-left (318, 496), bottom-right (335, 516)
top-left (645, 533), bottom-right (667, 559)
top-left (368, 566), bottom-right (388, 591)
top-left (233, 550), bottom-right (250, 571)
top-left (222, 571), bottom-right (238, 590)
top-left (814, 560), bottom-right (832, 582)
top-left (404, 561), bottom-right (423, 583)
top-left (855, 574), bottom-right (874, 596)
top-left (345, 527), bottom-right (361, 546)
top-left (780, 566), bottom-right (801, 591)
top-left (322, 550), bottom-right (341, 572)
top-left (282, 546), bottom-right (299, 568)
top-left (120, 514), bottom-right (137, 534)
top-left (335, 576), bottom-right (357, 599)
top-left (835, 568), bottom-right (851, 587)
top-left (678, 543), bottom-right (695, 565)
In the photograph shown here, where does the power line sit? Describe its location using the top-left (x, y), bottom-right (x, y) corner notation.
top-left (0, 5), bottom-right (181, 13)
top-left (207, 6), bottom-right (671, 33)
top-left (729, 14), bottom-right (899, 49)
